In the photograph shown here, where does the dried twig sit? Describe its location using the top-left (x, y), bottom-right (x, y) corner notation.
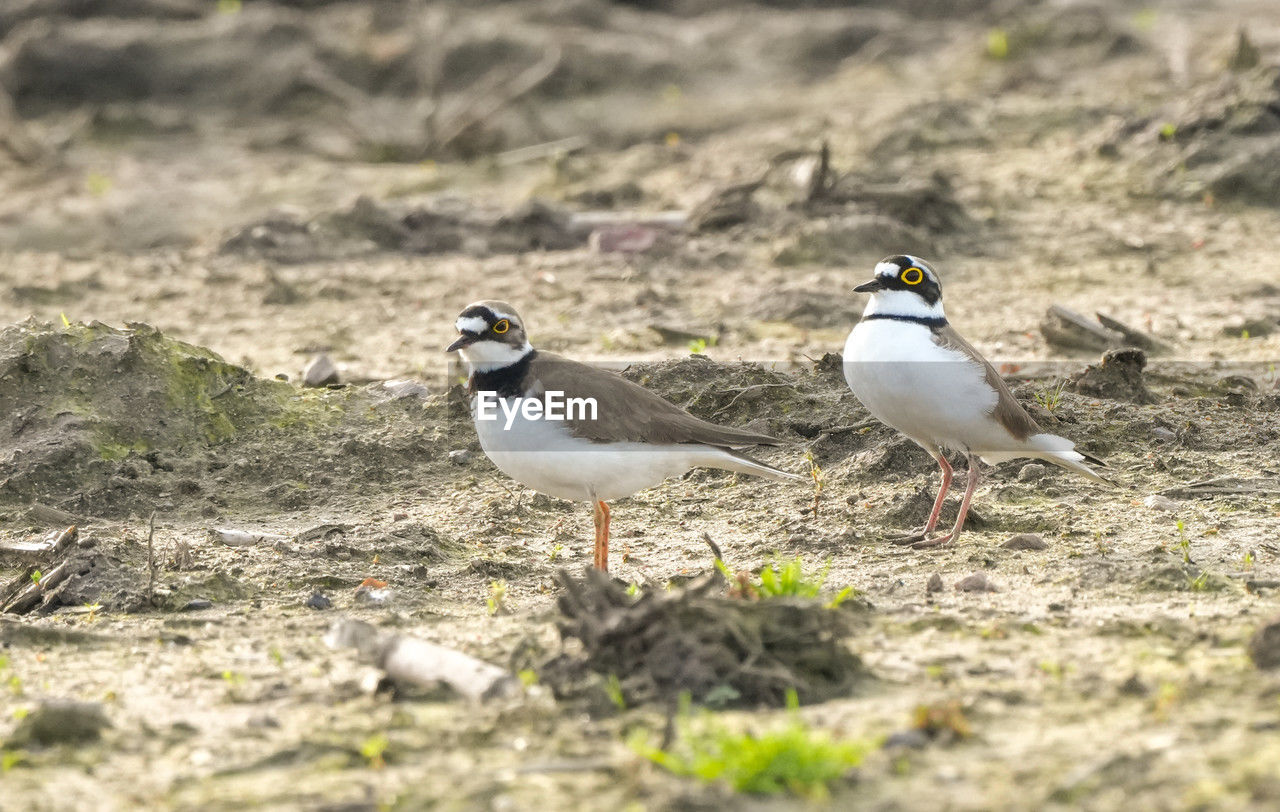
top-left (432, 47), bottom-right (563, 156)
top-left (807, 140), bottom-right (832, 202)
top-left (1041, 304), bottom-right (1122, 352)
top-left (146, 511), bottom-right (157, 607)
top-left (701, 531), bottom-right (723, 562)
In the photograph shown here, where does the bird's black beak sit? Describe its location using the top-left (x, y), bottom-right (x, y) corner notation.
top-left (445, 333), bottom-right (478, 353)
top-left (854, 278), bottom-right (884, 293)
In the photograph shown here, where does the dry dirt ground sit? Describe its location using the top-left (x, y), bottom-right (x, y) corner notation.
top-left (3, 0), bottom-right (1280, 809)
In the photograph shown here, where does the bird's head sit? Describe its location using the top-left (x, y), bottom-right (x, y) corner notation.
top-left (446, 300), bottom-right (532, 370)
top-left (854, 255), bottom-right (945, 318)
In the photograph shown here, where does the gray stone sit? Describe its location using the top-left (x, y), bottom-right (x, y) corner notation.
top-left (955, 572), bottom-right (999, 593)
top-left (302, 354), bottom-right (338, 387)
top-left (1002, 533), bottom-right (1049, 551)
top-left (9, 700), bottom-right (110, 747)
top-left (1017, 463), bottom-right (1046, 482)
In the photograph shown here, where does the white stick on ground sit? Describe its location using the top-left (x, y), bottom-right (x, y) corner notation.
top-left (326, 619), bottom-right (520, 702)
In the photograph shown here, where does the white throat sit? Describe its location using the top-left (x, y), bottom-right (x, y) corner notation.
top-left (458, 340), bottom-right (533, 373)
top-left (862, 289), bottom-right (946, 321)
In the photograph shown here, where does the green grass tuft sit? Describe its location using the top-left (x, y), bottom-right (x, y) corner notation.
top-left (631, 692), bottom-right (867, 797)
top-left (720, 555), bottom-right (855, 608)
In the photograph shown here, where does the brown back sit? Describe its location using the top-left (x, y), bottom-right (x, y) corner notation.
top-left (932, 324), bottom-right (1039, 441)
top-left (525, 353), bottom-right (782, 447)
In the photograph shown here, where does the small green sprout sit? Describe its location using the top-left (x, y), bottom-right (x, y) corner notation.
top-left (487, 580), bottom-right (508, 616)
top-left (604, 674), bottom-right (627, 711)
top-left (547, 543), bottom-right (563, 561)
top-left (719, 555), bottom-right (854, 608)
top-left (986, 28), bottom-right (1010, 59)
top-left (1, 750), bottom-right (26, 772)
top-left (360, 733), bottom-right (389, 769)
top-left (804, 450), bottom-right (824, 518)
top-left (1034, 380), bottom-right (1067, 412)
top-left (29, 571), bottom-right (42, 585)
top-left (688, 338), bottom-right (709, 354)
top-left (631, 691), bottom-right (867, 798)
top-left (518, 669), bottom-right (539, 687)
top-left (1176, 520), bottom-right (1191, 564)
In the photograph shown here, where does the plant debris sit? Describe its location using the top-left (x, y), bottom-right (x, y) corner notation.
top-left (541, 567), bottom-right (868, 709)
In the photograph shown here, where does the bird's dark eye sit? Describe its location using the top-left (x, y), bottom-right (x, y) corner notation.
top-left (901, 267), bottom-right (924, 285)
top-left (492, 319), bottom-right (510, 334)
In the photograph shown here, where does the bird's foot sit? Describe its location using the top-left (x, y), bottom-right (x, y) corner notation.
top-left (910, 532), bottom-right (955, 550)
top-left (887, 528), bottom-right (928, 546)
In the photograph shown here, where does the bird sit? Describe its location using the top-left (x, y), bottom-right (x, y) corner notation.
top-left (446, 300), bottom-right (800, 571)
top-left (842, 255), bottom-right (1109, 549)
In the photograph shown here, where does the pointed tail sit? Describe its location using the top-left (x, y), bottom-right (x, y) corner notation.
top-left (1028, 433), bottom-right (1115, 486)
top-left (715, 449), bottom-right (804, 482)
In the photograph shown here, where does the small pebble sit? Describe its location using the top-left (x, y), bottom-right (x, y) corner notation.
top-left (382, 379), bottom-right (430, 400)
top-left (1249, 615), bottom-right (1280, 669)
top-left (926, 573), bottom-right (944, 594)
top-left (303, 354), bottom-right (339, 387)
top-left (183, 599), bottom-right (213, 611)
top-left (1002, 533), bottom-right (1049, 551)
top-left (305, 592), bottom-right (332, 610)
top-left (883, 729), bottom-right (930, 750)
top-left (589, 225), bottom-right (659, 254)
top-left (955, 572), bottom-right (1000, 593)
top-left (1151, 427), bottom-right (1176, 441)
top-left (1017, 463), bottom-right (1046, 482)
top-left (1143, 494), bottom-right (1179, 512)
top-left (448, 449), bottom-right (472, 465)
top-left (392, 511), bottom-right (409, 521)
top-left (1118, 674), bottom-right (1149, 696)
top-left (8, 700), bottom-right (110, 747)
top-left (354, 586), bottom-right (393, 607)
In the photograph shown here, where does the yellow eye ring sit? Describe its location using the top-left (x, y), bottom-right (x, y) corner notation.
top-left (901, 267), bottom-right (924, 285)
top-left (492, 319), bottom-right (510, 334)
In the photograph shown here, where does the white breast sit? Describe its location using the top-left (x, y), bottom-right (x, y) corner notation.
top-left (842, 320), bottom-right (1002, 454)
top-left (472, 395), bottom-right (733, 502)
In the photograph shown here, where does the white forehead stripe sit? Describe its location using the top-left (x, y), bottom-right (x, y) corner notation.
top-left (875, 261), bottom-right (899, 277)
top-left (456, 316), bottom-right (489, 334)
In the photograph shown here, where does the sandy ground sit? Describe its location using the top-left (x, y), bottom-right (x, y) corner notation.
top-left (3, 0), bottom-right (1280, 809)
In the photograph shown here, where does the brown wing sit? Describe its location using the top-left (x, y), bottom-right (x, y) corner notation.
top-left (527, 353), bottom-right (783, 447)
top-left (932, 324), bottom-right (1039, 441)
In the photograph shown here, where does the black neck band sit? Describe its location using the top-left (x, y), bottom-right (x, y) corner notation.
top-left (469, 349), bottom-right (536, 398)
top-left (861, 313), bottom-right (948, 328)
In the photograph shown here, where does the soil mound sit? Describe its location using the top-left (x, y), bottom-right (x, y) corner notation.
top-left (542, 567), bottom-right (868, 708)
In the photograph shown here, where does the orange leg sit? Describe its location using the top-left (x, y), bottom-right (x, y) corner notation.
top-left (922, 453), bottom-right (954, 534)
top-left (592, 500), bottom-right (611, 571)
top-left (891, 452), bottom-right (953, 545)
top-left (913, 454), bottom-right (979, 550)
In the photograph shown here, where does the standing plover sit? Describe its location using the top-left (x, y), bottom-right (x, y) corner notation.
top-left (447, 300), bottom-right (800, 571)
top-left (842, 256), bottom-right (1108, 549)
